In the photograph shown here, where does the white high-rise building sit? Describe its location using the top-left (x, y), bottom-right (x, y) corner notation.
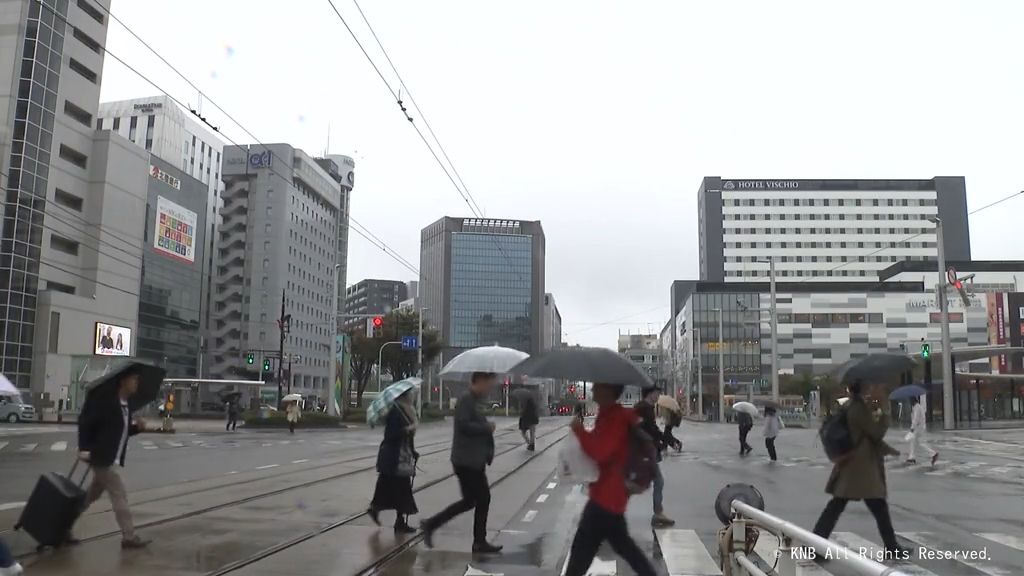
top-left (697, 177), bottom-right (972, 282)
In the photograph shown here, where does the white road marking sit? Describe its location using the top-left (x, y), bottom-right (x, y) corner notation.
top-left (50, 441), bottom-right (67, 451)
top-left (560, 554), bottom-right (616, 575)
top-left (291, 459), bottom-right (309, 464)
top-left (18, 443), bottom-right (37, 452)
top-left (536, 494), bottom-right (549, 503)
top-left (465, 565), bottom-right (505, 576)
top-left (655, 528), bottom-right (723, 575)
top-left (279, 440), bottom-right (291, 445)
top-left (522, 510), bottom-right (537, 522)
top-left (225, 471), bottom-right (238, 475)
top-left (547, 482), bottom-right (557, 489)
top-left (977, 533), bottom-right (1024, 552)
top-left (166, 441), bottom-right (184, 448)
top-left (262, 443), bottom-right (273, 447)
top-left (900, 532), bottom-right (1012, 576)
top-left (255, 464), bottom-right (279, 470)
top-left (0, 502), bottom-right (26, 511)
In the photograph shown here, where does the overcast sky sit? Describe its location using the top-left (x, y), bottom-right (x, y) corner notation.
top-left (100, 0), bottom-right (1024, 348)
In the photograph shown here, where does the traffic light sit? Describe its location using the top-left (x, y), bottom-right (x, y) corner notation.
top-left (246, 352), bottom-right (254, 365)
top-left (263, 358), bottom-right (272, 372)
top-left (366, 316), bottom-right (385, 337)
top-left (921, 342), bottom-right (931, 360)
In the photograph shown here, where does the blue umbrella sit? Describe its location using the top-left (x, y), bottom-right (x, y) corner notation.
top-left (366, 378), bottom-right (421, 427)
top-left (889, 385), bottom-right (928, 401)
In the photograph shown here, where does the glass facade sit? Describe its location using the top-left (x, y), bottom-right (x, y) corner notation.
top-left (692, 292), bottom-right (762, 381)
top-left (0, 0), bottom-right (70, 387)
top-left (449, 233), bottom-right (533, 352)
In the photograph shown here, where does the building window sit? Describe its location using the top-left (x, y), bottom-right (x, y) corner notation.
top-left (49, 234), bottom-right (80, 256)
top-left (72, 27), bottom-right (101, 53)
top-left (48, 311), bottom-right (61, 353)
top-left (63, 100), bottom-right (92, 127)
top-left (112, 117), bottom-right (120, 131)
top-left (77, 0), bottom-right (104, 23)
top-left (58, 144), bottom-right (88, 169)
top-left (145, 114), bottom-right (155, 150)
top-left (54, 188), bottom-right (84, 212)
top-left (68, 58), bottom-right (98, 83)
top-left (96, 117), bottom-right (103, 129)
top-left (47, 282), bottom-right (75, 295)
top-left (128, 116), bottom-right (137, 141)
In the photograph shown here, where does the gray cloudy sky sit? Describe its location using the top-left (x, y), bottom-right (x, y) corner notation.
top-left (100, 0), bottom-right (1024, 348)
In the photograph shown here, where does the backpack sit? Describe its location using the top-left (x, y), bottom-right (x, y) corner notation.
top-left (819, 407), bottom-right (856, 463)
top-left (624, 425), bottom-right (659, 495)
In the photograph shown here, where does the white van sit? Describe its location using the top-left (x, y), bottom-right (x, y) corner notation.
top-left (0, 391), bottom-right (36, 423)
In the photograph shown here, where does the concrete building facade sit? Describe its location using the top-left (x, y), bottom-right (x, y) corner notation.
top-left (419, 217), bottom-right (546, 358)
top-left (542, 293), bottom-right (562, 350)
top-left (210, 144), bottom-right (352, 402)
top-left (342, 279), bottom-right (408, 332)
top-left (697, 177), bottom-right (971, 282)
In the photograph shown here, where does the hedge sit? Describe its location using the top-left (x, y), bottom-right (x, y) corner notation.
top-left (243, 411), bottom-right (344, 428)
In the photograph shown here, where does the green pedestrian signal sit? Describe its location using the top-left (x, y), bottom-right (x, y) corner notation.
top-left (921, 343), bottom-right (930, 359)
top-left (263, 358), bottom-right (271, 372)
top-left (246, 352), bottom-right (254, 365)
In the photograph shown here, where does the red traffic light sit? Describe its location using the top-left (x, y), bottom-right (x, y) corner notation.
top-left (372, 316), bottom-right (383, 328)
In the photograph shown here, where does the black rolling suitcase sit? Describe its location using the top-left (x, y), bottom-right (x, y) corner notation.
top-left (15, 460), bottom-right (89, 548)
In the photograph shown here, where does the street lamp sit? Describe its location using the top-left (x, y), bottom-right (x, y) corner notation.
top-left (713, 308), bottom-right (724, 423)
top-left (417, 306), bottom-right (430, 418)
top-left (378, 341), bottom-right (402, 392)
top-left (330, 264), bottom-right (342, 417)
top-left (929, 216), bottom-right (955, 430)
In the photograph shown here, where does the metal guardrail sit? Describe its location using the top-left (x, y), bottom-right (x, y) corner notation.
top-left (728, 499), bottom-right (911, 576)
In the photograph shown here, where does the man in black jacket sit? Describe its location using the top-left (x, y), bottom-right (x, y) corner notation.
top-left (635, 386), bottom-right (675, 527)
top-left (422, 372), bottom-right (502, 554)
top-left (737, 410), bottom-right (754, 456)
top-left (76, 368), bottom-right (150, 549)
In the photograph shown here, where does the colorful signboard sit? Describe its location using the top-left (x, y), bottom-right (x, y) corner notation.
top-left (154, 196), bottom-right (196, 264)
top-left (94, 322), bottom-right (131, 357)
top-left (149, 165), bottom-right (181, 190)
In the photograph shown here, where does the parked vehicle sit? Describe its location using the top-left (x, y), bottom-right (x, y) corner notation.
top-left (0, 392), bottom-right (36, 423)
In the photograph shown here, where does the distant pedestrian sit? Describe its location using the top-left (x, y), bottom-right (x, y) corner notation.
top-left (519, 394), bottom-right (539, 451)
top-left (663, 407), bottom-right (682, 453)
top-left (812, 379), bottom-right (908, 558)
top-left (368, 388), bottom-right (419, 534)
top-left (0, 537), bottom-right (23, 576)
top-left (564, 383), bottom-right (656, 576)
top-left (75, 367), bottom-right (151, 549)
top-left (422, 372), bottom-right (502, 554)
top-left (634, 386), bottom-right (674, 527)
top-left (906, 396), bottom-right (938, 466)
top-left (286, 401), bottom-right (300, 434)
top-left (763, 406), bottom-right (783, 461)
top-left (225, 400), bottom-right (239, 432)
top-left (737, 410), bottom-right (754, 455)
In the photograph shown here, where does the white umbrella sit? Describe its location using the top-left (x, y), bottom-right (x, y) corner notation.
top-left (732, 401), bottom-right (759, 416)
top-left (440, 345), bottom-right (529, 381)
top-left (282, 393), bottom-right (303, 403)
top-left (0, 373), bottom-right (18, 396)
top-left (837, 397), bottom-right (850, 406)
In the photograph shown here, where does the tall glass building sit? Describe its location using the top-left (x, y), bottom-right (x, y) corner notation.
top-left (420, 217), bottom-right (545, 358)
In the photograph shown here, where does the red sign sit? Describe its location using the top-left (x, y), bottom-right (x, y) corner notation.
top-left (995, 295), bottom-right (1007, 371)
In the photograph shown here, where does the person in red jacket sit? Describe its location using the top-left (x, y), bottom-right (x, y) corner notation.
top-left (563, 383), bottom-right (657, 576)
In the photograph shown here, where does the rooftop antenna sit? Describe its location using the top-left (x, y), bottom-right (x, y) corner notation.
top-left (325, 124), bottom-right (331, 157)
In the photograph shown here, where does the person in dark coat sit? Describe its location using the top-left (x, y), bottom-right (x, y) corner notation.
top-left (367, 389), bottom-right (419, 534)
top-left (634, 386), bottom-right (674, 527)
top-left (225, 400), bottom-right (239, 432)
top-left (736, 410), bottom-right (754, 455)
top-left (812, 379), bottom-right (908, 559)
top-left (75, 367), bottom-right (151, 549)
top-left (518, 394), bottom-right (539, 451)
top-left (422, 372), bottom-right (502, 554)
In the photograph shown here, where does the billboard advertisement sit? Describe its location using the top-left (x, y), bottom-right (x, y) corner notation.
top-left (154, 196), bottom-right (197, 264)
top-left (94, 322), bottom-right (132, 357)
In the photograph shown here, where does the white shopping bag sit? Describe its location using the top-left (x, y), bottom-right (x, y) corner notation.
top-left (558, 434), bottom-right (599, 484)
top-left (904, 431), bottom-right (915, 442)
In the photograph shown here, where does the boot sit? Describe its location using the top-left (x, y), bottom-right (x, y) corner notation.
top-left (394, 515), bottom-right (416, 535)
top-left (473, 541), bottom-right (503, 554)
top-left (651, 512), bottom-right (675, 527)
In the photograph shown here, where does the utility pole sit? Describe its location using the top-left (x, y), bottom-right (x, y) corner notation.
top-left (714, 308), bottom-right (725, 423)
top-left (931, 217), bottom-right (955, 430)
top-left (695, 327), bottom-right (703, 420)
top-left (277, 290), bottom-right (285, 407)
top-left (416, 307), bottom-right (429, 417)
top-left (769, 256), bottom-right (779, 402)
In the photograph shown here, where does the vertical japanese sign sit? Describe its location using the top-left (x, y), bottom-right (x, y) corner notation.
top-left (995, 293), bottom-right (1007, 372)
top-left (154, 196), bottom-right (197, 263)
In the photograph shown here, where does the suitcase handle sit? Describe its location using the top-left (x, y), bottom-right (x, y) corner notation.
top-left (69, 458), bottom-right (91, 488)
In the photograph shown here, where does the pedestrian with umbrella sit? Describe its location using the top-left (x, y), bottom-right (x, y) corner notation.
top-left (890, 385), bottom-right (938, 466)
top-left (514, 388), bottom-right (539, 451)
top-left (635, 386), bottom-right (675, 527)
top-left (282, 393), bottom-right (302, 434)
top-left (657, 394), bottom-right (683, 454)
top-left (74, 361), bottom-right (165, 549)
top-left (733, 401), bottom-right (757, 456)
top-left (366, 378), bottom-right (421, 534)
top-left (512, 346), bottom-right (658, 576)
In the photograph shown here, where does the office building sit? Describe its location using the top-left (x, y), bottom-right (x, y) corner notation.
top-left (617, 333), bottom-right (661, 384)
top-left (419, 217), bottom-right (546, 357)
top-left (138, 157), bottom-right (208, 378)
top-left (324, 154), bottom-right (353, 315)
top-left (210, 144), bottom-right (353, 402)
top-left (542, 293), bottom-right (562, 350)
top-left (97, 95), bottom-right (226, 339)
top-left (697, 177), bottom-right (971, 282)
top-left (342, 279), bottom-right (408, 331)
top-left (0, 0), bottom-right (155, 408)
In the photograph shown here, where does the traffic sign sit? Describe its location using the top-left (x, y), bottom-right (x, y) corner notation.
top-left (401, 335), bottom-right (418, 350)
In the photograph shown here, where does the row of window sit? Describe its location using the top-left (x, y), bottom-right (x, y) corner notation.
top-left (724, 212), bottom-right (933, 222)
top-left (726, 240), bottom-right (937, 253)
top-left (724, 197), bottom-right (936, 208)
top-left (724, 227), bottom-right (934, 238)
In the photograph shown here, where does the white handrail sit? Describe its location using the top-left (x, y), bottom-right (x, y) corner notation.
top-left (731, 500), bottom-right (911, 576)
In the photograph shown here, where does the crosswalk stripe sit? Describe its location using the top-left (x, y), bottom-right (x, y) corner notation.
top-left (560, 554), bottom-right (615, 576)
top-left (900, 532), bottom-right (1013, 576)
top-left (50, 441), bottom-right (67, 451)
top-left (655, 529), bottom-right (722, 576)
top-left (166, 441), bottom-right (184, 447)
top-left (18, 443), bottom-right (37, 452)
top-left (976, 533), bottom-right (1024, 552)
top-left (833, 533), bottom-right (938, 575)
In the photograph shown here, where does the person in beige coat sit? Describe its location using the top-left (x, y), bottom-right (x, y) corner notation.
top-left (812, 379), bottom-right (908, 558)
top-left (286, 402), bottom-right (300, 434)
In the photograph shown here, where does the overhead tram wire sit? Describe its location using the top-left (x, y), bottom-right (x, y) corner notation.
top-left (37, 0), bottom-right (420, 278)
top-left (349, 0), bottom-right (484, 218)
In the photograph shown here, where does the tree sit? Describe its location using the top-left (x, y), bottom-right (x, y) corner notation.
top-left (348, 331), bottom-right (379, 407)
top-left (380, 309), bottom-right (444, 382)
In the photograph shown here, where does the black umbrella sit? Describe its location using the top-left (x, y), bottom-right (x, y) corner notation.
top-left (84, 361), bottom-right (167, 412)
top-left (219, 390), bottom-right (242, 402)
top-left (511, 346), bottom-right (652, 387)
top-left (834, 353), bottom-right (916, 387)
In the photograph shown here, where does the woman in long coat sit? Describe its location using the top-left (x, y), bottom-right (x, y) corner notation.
top-left (519, 395), bottom-right (539, 451)
top-left (812, 379), bottom-right (907, 556)
top-left (367, 390), bottom-right (418, 533)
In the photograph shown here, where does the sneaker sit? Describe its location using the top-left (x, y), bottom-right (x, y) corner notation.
top-left (527, 444), bottom-right (535, 452)
top-left (367, 508), bottom-right (381, 527)
top-left (121, 536), bottom-right (151, 549)
top-left (472, 541), bottom-right (503, 554)
top-left (931, 452), bottom-right (939, 467)
top-left (651, 513), bottom-right (675, 527)
top-left (0, 562), bottom-right (24, 576)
